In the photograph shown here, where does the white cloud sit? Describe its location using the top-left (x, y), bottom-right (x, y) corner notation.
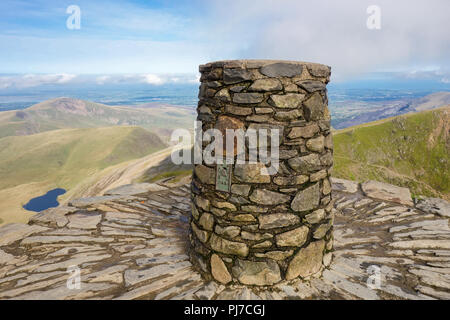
top-left (202, 0), bottom-right (450, 79)
top-left (142, 74), bottom-right (165, 85)
top-left (95, 75), bottom-right (110, 85)
top-left (0, 0), bottom-right (448, 79)
top-left (54, 74), bottom-right (76, 84)
top-left (91, 73), bottom-right (198, 86)
top-left (0, 73), bottom-right (77, 89)
top-left (393, 68), bottom-right (450, 83)
top-left (189, 74), bottom-right (201, 84)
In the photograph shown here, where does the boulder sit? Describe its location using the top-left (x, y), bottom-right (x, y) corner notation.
top-left (291, 183), bottom-right (321, 212)
top-left (258, 213), bottom-right (300, 229)
top-left (303, 93), bottom-right (325, 121)
top-left (241, 231), bottom-right (272, 241)
top-left (415, 197), bottom-right (450, 218)
top-left (273, 175), bottom-right (309, 186)
top-left (215, 88), bottom-right (231, 102)
top-left (307, 64), bottom-right (331, 78)
top-left (191, 222), bottom-right (210, 243)
top-left (276, 226), bottom-right (309, 247)
top-left (195, 196), bottom-right (210, 211)
top-left (232, 259), bottom-right (281, 285)
top-left (313, 221), bottom-right (332, 239)
top-left (209, 234), bottom-right (249, 257)
top-left (223, 68), bottom-right (253, 84)
top-left (249, 79), bottom-right (282, 91)
top-left (288, 154), bottom-right (322, 173)
top-left (194, 165), bottom-right (215, 185)
top-left (269, 93), bottom-right (305, 109)
top-left (233, 93), bottom-right (264, 104)
top-left (288, 123), bottom-right (320, 139)
top-left (296, 80), bottom-right (326, 93)
top-left (304, 209), bottom-right (326, 224)
top-left (274, 109), bottom-right (303, 121)
top-left (286, 240), bottom-right (325, 280)
top-left (254, 250), bottom-right (294, 260)
top-left (361, 180), bottom-right (413, 206)
top-left (306, 135), bottom-right (325, 152)
top-left (331, 177), bottom-right (359, 193)
top-left (211, 254), bottom-right (232, 284)
top-left (212, 200), bottom-right (237, 211)
top-left (310, 170), bottom-right (327, 182)
top-left (260, 62), bottom-right (303, 77)
top-left (230, 184), bottom-right (251, 196)
top-left (199, 212), bottom-right (215, 231)
top-left (249, 189), bottom-right (291, 205)
top-left (226, 105), bottom-right (253, 116)
top-left (215, 225), bottom-right (241, 238)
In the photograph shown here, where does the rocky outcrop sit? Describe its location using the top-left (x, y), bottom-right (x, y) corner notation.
top-left (0, 179), bottom-right (449, 299)
top-left (361, 180), bottom-right (414, 206)
top-left (415, 197), bottom-right (450, 218)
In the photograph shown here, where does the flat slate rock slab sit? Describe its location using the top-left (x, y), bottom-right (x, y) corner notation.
top-left (361, 180), bottom-right (414, 206)
top-left (0, 224), bottom-right (49, 246)
top-left (416, 197), bottom-right (450, 218)
top-left (69, 195), bottom-right (133, 208)
top-left (0, 179), bottom-right (449, 300)
top-left (105, 183), bottom-right (168, 196)
top-left (331, 178), bottom-right (359, 194)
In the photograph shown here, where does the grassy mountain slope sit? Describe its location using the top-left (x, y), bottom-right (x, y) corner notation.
top-left (0, 97), bottom-right (195, 141)
top-left (0, 126), bottom-right (166, 225)
top-left (333, 106), bottom-right (450, 199)
top-left (137, 107), bottom-right (450, 201)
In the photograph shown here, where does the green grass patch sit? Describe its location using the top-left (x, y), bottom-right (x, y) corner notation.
top-left (333, 107), bottom-right (449, 199)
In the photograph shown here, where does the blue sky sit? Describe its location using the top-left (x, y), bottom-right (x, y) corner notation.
top-left (0, 0), bottom-right (449, 87)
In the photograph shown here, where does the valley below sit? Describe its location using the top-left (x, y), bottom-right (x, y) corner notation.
top-left (0, 93), bottom-right (448, 225)
top-left (0, 98), bottom-right (194, 225)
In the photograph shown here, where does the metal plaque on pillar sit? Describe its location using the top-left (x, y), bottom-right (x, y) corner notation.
top-left (216, 164), bottom-right (231, 192)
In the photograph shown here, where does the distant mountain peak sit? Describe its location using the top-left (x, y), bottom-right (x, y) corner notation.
top-left (29, 97), bottom-right (92, 115)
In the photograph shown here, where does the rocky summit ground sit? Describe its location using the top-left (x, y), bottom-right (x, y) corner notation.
top-left (0, 178), bottom-right (449, 300)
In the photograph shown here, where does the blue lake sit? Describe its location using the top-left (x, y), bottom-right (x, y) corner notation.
top-left (23, 188), bottom-right (67, 212)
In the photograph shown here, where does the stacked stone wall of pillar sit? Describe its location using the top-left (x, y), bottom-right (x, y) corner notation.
top-left (190, 60), bottom-right (333, 286)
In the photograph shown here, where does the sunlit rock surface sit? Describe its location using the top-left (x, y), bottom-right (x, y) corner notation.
top-left (0, 179), bottom-right (448, 300)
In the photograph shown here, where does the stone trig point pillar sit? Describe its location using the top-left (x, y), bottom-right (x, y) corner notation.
top-left (190, 60), bottom-right (333, 286)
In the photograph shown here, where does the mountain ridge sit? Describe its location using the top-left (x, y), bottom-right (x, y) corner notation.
top-left (0, 125), bottom-right (167, 225)
top-left (0, 97), bottom-right (195, 141)
top-left (333, 91), bottom-right (450, 129)
top-left (0, 95), bottom-right (448, 225)
top-left (136, 106), bottom-right (450, 201)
